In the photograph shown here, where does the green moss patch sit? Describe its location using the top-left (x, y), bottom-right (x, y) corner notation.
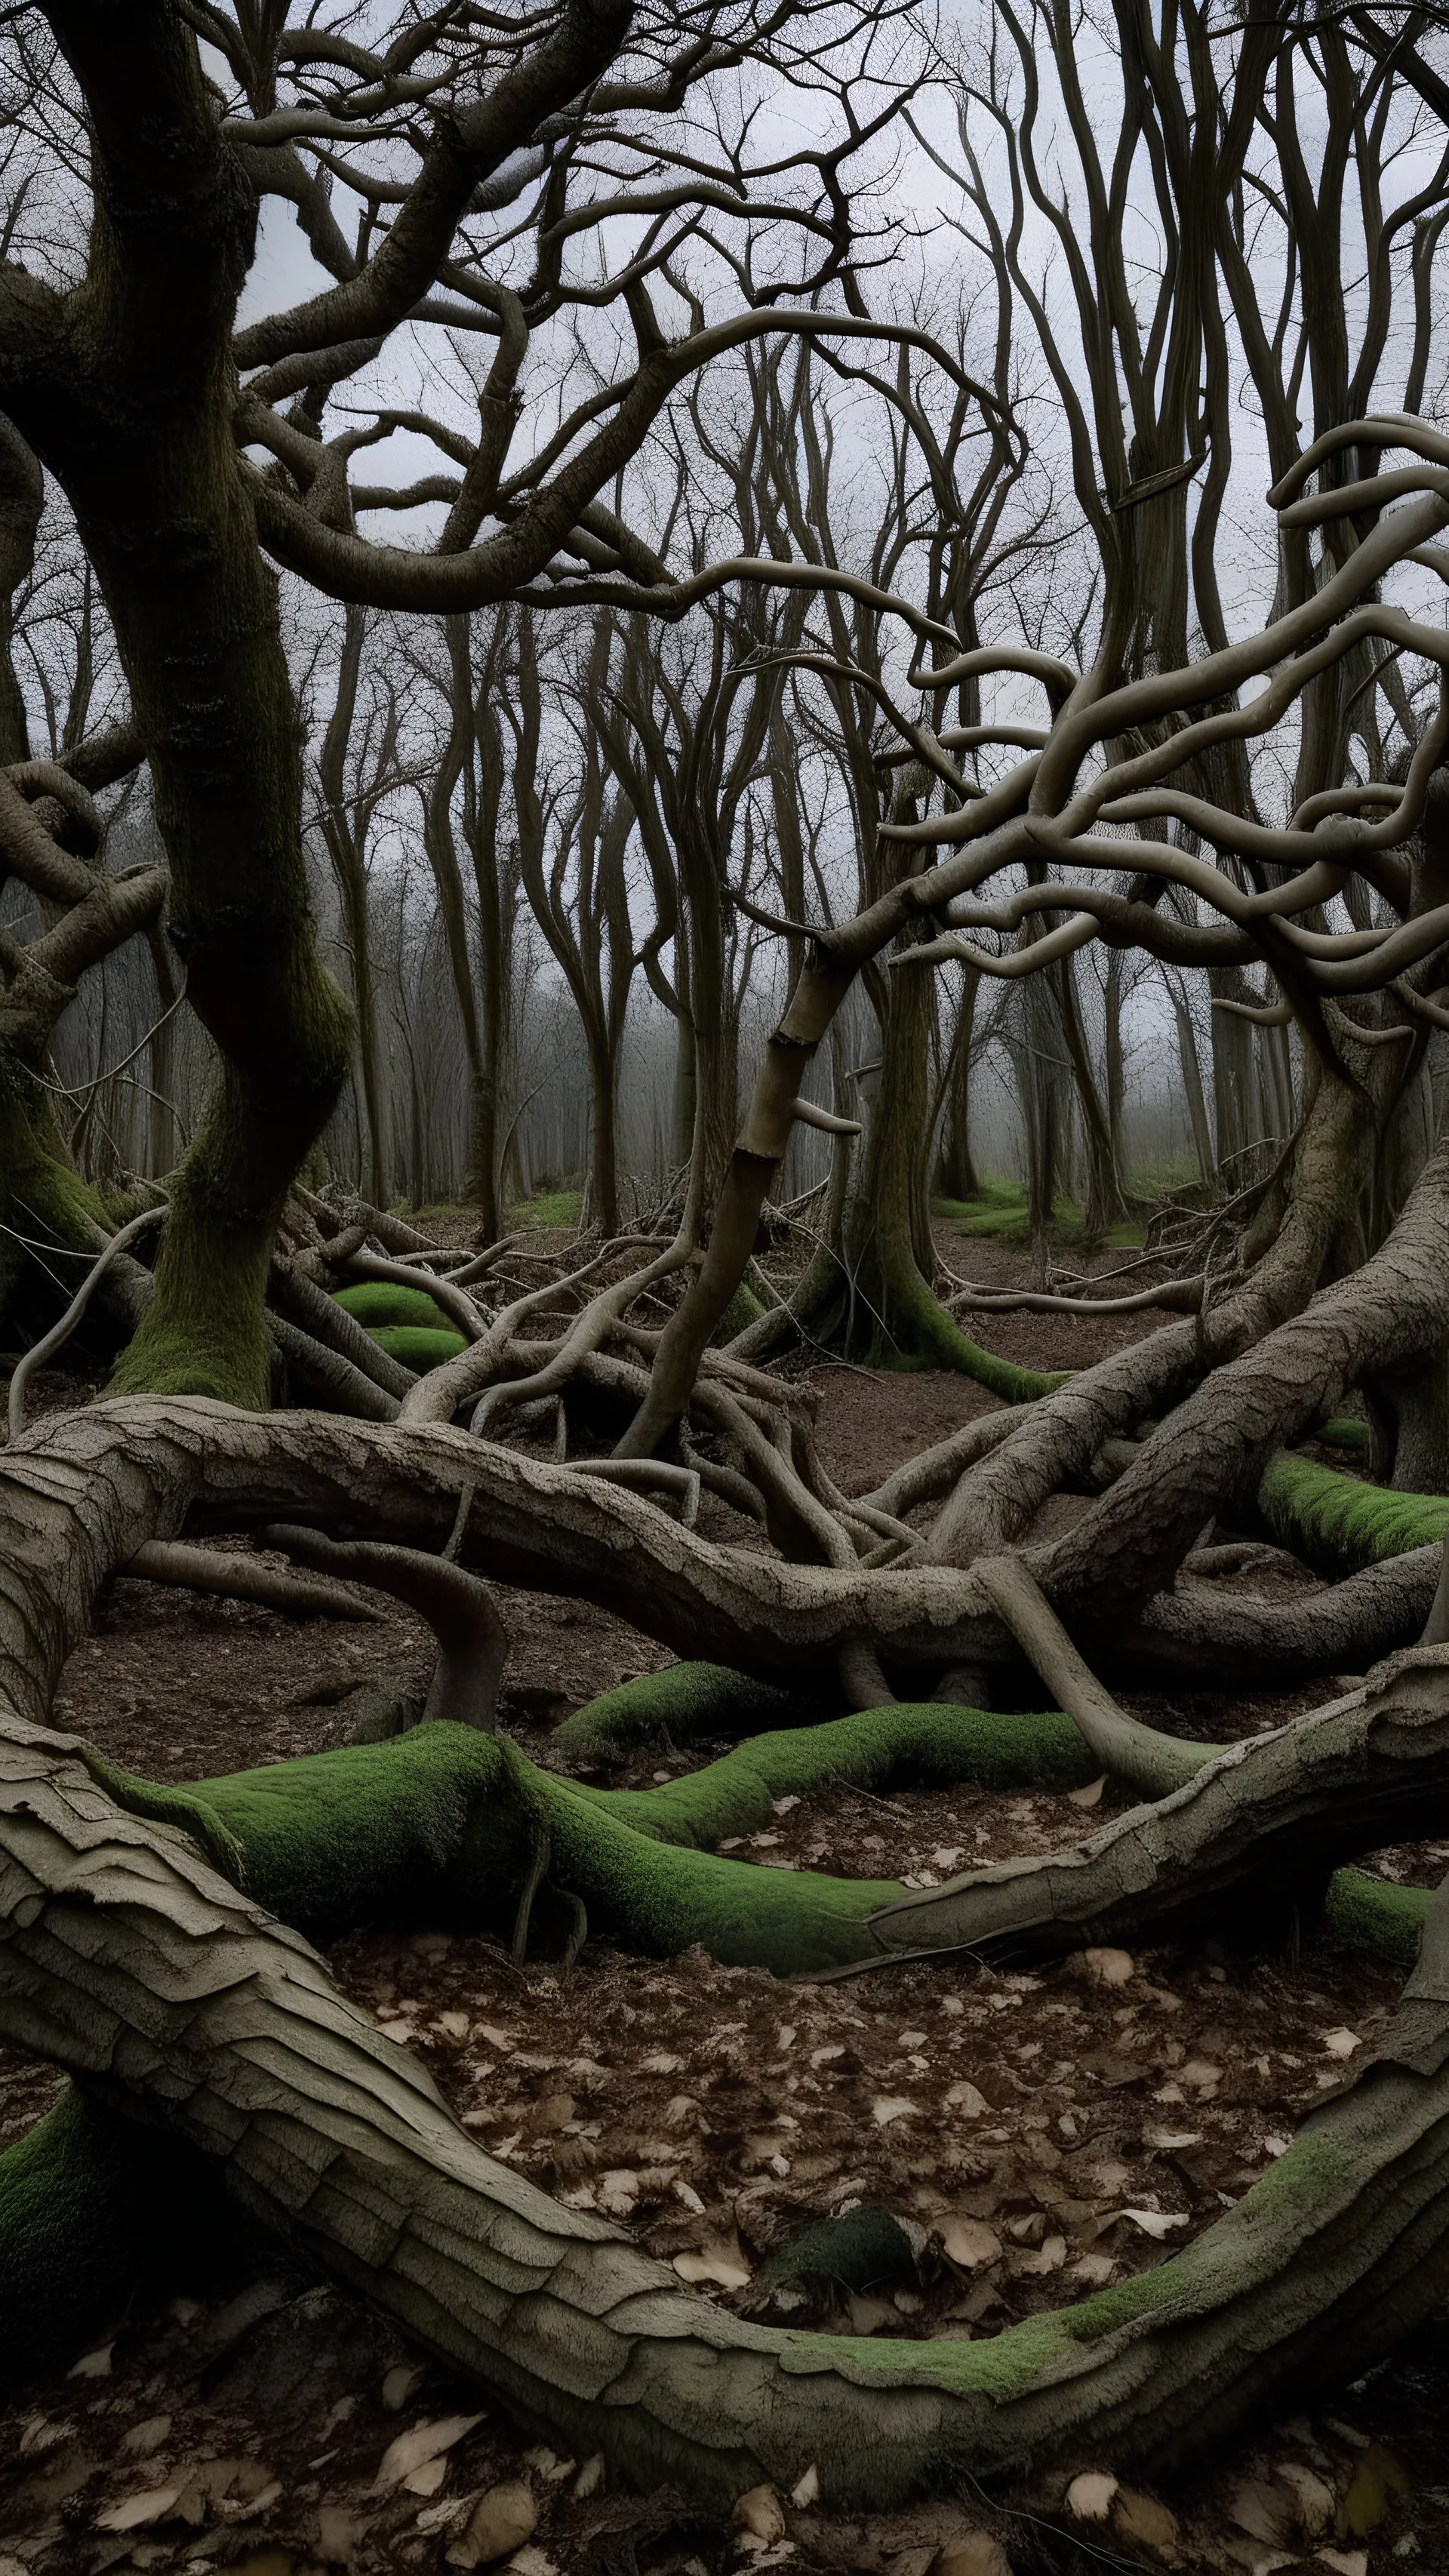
top-left (931, 1178), bottom-right (1084, 1248)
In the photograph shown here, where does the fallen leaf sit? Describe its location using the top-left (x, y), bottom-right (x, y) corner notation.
top-left (119, 2417), bottom-right (172, 2458)
top-left (673, 2248), bottom-right (752, 2290)
top-left (405, 2455), bottom-right (451, 2497)
top-left (1012, 2233), bottom-right (1066, 2277)
top-left (733, 2483), bottom-right (786, 2542)
top-left (945, 2081), bottom-right (990, 2117)
top-left (941, 2219), bottom-right (1002, 2270)
top-left (873, 2096), bottom-right (919, 2125)
top-left (845, 2289), bottom-right (898, 2334)
top-left (1229, 2477), bottom-right (1294, 2544)
top-left (521, 2091), bottom-right (575, 2135)
top-left (1340, 2444), bottom-right (1409, 2538)
top-left (1112, 2485), bottom-right (1179, 2562)
top-left (1120, 2208), bottom-right (1189, 2239)
top-left (1066, 2471), bottom-right (1118, 2522)
top-left (94, 2487), bottom-right (182, 2533)
top-left (68, 2344), bottom-right (113, 2380)
top-left (640, 2051), bottom-right (685, 2075)
top-left (934, 2532), bottom-right (1014, 2576)
top-left (792, 2464), bottom-right (820, 2507)
top-left (377, 2415), bottom-right (484, 2490)
top-left (456, 2479), bottom-right (537, 2568)
top-left (1068, 1776), bottom-right (1107, 1805)
top-left (1317, 2554), bottom-right (1368, 2576)
top-left (572, 2454), bottom-right (606, 2499)
top-left (596, 2169), bottom-right (641, 2215)
top-left (1321, 2029), bottom-right (1361, 2059)
top-left (1069, 2251), bottom-right (1116, 2286)
top-left (383, 2363), bottom-right (426, 2411)
top-left (1180, 2059), bottom-right (1222, 2092)
top-left (1082, 1947), bottom-right (1135, 1986)
top-left (1275, 2461), bottom-right (1334, 2536)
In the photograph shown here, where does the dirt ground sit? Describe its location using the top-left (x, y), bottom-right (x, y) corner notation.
top-left (0, 1233), bottom-right (1444, 2576)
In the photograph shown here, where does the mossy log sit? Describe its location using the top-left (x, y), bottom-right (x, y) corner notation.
top-left (334, 1280), bottom-right (452, 1332)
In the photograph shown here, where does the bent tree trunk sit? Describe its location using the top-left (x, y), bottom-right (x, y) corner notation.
top-left (9, 1414), bottom-right (1449, 2494)
top-left (3, 5), bottom-right (357, 1405)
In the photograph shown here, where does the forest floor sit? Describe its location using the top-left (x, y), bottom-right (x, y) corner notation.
top-left (1, 1219), bottom-right (1445, 2576)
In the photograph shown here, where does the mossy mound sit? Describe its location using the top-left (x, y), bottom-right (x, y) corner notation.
top-left (334, 1281), bottom-right (451, 1331)
top-left (931, 1178), bottom-right (1084, 1247)
top-left (507, 1190), bottom-right (583, 1230)
top-left (1258, 1451), bottom-right (1449, 1577)
top-left (370, 1324), bottom-right (468, 1372)
top-left (0, 2089), bottom-right (243, 2379)
top-left (762, 2207), bottom-right (921, 2291)
top-left (1316, 1417), bottom-right (1370, 1454)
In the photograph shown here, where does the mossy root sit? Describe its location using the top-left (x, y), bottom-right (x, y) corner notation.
top-left (1258, 1451), bottom-right (1449, 1577)
top-left (555, 1662), bottom-right (823, 1759)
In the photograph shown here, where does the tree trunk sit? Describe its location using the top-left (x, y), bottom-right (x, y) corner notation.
top-left (934, 971), bottom-right (981, 1202)
top-left (1168, 978), bottom-right (1216, 1186)
top-left (6, 3), bottom-right (352, 1408)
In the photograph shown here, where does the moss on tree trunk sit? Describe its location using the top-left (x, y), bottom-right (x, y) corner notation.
top-left (6, 0), bottom-right (354, 1409)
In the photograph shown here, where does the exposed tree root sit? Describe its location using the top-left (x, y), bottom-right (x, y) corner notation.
top-left (124, 1538), bottom-right (386, 1623)
top-left (263, 1524), bottom-right (508, 1730)
top-left (867, 1646), bottom-right (1449, 1968)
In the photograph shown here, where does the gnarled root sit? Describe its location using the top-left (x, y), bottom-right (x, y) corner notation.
top-left (7, 1704), bottom-right (1449, 2497)
top-left (866, 1645), bottom-right (1449, 1969)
